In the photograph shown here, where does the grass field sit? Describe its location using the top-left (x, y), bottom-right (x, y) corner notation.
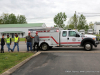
top-left (0, 52), bottom-right (34, 74)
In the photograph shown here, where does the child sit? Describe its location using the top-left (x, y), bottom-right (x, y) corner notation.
top-left (1, 34), bottom-right (5, 53)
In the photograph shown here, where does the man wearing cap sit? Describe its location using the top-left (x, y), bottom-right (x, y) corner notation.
top-left (6, 34), bottom-right (13, 52)
top-left (34, 32), bottom-right (39, 52)
top-left (12, 33), bottom-right (20, 52)
top-left (25, 33), bottom-right (32, 52)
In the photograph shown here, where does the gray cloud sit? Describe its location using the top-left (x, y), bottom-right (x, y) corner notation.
top-left (0, 0), bottom-right (100, 26)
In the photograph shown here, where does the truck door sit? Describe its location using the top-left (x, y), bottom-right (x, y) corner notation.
top-left (60, 31), bottom-right (68, 45)
top-left (67, 31), bottom-right (81, 45)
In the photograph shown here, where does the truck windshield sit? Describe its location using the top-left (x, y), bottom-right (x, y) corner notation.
top-left (75, 31), bottom-right (82, 35)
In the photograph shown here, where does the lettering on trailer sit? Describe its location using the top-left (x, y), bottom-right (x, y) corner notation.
top-left (36, 30), bottom-right (50, 32)
top-left (32, 36), bottom-right (81, 44)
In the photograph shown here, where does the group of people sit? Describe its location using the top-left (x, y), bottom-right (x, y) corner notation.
top-left (0, 32), bottom-right (39, 53)
top-left (1, 33), bottom-right (19, 53)
top-left (25, 32), bottom-right (39, 52)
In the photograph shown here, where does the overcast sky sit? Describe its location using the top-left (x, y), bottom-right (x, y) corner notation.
top-left (0, 0), bottom-right (100, 27)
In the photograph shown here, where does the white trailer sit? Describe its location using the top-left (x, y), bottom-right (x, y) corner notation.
top-left (29, 28), bottom-right (99, 51)
top-left (79, 29), bottom-right (85, 34)
top-left (88, 29), bottom-right (93, 34)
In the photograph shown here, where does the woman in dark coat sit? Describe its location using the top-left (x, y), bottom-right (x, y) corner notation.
top-left (1, 34), bottom-right (5, 53)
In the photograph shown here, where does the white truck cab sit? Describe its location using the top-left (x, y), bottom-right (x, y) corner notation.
top-left (29, 28), bottom-right (99, 51)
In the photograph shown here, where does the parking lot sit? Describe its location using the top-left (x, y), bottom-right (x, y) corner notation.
top-left (1, 42), bottom-right (97, 75)
top-left (11, 52), bottom-right (100, 75)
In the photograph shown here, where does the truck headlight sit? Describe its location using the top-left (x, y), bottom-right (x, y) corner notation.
top-left (92, 38), bottom-right (95, 40)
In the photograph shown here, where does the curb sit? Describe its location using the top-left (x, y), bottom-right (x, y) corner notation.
top-left (1, 52), bottom-right (41, 75)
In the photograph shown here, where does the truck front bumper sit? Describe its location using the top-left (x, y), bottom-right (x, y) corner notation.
top-left (95, 41), bottom-right (99, 44)
top-left (94, 41), bottom-right (99, 47)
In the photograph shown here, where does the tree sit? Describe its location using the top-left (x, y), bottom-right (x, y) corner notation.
top-left (78, 14), bottom-right (87, 30)
top-left (17, 15), bottom-right (27, 24)
top-left (68, 13), bottom-right (78, 29)
top-left (0, 13), bottom-right (27, 24)
top-left (2, 13), bottom-right (9, 24)
top-left (89, 22), bottom-right (94, 29)
top-left (84, 24), bottom-right (89, 32)
top-left (9, 13), bottom-right (17, 24)
top-left (0, 19), bottom-right (3, 24)
top-left (54, 12), bottom-right (67, 28)
top-left (68, 24), bottom-right (74, 29)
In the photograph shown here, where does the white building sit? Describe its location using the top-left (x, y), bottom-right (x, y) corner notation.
top-left (94, 22), bottom-right (100, 34)
top-left (0, 23), bottom-right (46, 38)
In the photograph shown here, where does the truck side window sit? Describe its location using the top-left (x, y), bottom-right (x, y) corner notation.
top-left (69, 31), bottom-right (76, 37)
top-left (62, 31), bottom-right (67, 37)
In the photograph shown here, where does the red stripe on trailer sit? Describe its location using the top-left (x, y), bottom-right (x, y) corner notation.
top-left (61, 42), bottom-right (81, 44)
top-left (32, 36), bottom-right (81, 44)
top-left (51, 36), bottom-right (59, 44)
top-left (67, 42), bottom-right (81, 44)
top-left (32, 36), bottom-right (59, 44)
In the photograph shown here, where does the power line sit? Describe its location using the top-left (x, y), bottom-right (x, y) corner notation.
top-left (78, 12), bottom-right (100, 14)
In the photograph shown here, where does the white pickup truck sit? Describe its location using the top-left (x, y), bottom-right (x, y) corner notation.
top-left (29, 28), bottom-right (99, 51)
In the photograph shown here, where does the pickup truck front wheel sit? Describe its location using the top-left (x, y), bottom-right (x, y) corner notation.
top-left (84, 42), bottom-right (92, 51)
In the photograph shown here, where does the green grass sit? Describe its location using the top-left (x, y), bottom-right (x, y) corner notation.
top-left (0, 52), bottom-right (34, 74)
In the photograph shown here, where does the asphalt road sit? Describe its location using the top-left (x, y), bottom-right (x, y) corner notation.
top-left (11, 52), bottom-right (100, 75)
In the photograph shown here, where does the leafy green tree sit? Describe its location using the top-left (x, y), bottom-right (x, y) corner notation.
top-left (78, 14), bottom-right (87, 30)
top-left (68, 24), bottom-right (74, 29)
top-left (89, 22), bottom-right (94, 29)
top-left (68, 13), bottom-right (78, 29)
top-left (0, 19), bottom-right (3, 24)
top-left (54, 12), bottom-right (67, 28)
top-left (84, 24), bottom-right (89, 32)
top-left (2, 13), bottom-right (9, 24)
top-left (9, 13), bottom-right (17, 24)
top-left (17, 15), bottom-right (27, 24)
top-left (0, 13), bottom-right (27, 24)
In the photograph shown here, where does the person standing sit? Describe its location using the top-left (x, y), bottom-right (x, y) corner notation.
top-left (25, 33), bottom-right (32, 52)
top-left (6, 34), bottom-right (13, 52)
top-left (12, 33), bottom-right (20, 52)
top-left (34, 32), bottom-right (39, 52)
top-left (1, 34), bottom-right (5, 53)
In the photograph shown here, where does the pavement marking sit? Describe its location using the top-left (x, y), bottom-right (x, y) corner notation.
top-left (1, 52), bottom-right (41, 75)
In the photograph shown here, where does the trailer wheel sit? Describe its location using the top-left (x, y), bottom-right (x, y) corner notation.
top-left (41, 43), bottom-right (49, 51)
top-left (84, 42), bottom-right (92, 51)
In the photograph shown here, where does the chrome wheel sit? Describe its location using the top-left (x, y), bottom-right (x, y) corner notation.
top-left (85, 44), bottom-right (91, 50)
top-left (84, 42), bottom-right (92, 51)
top-left (41, 44), bottom-right (48, 51)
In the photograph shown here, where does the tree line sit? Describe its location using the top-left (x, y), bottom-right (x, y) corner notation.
top-left (54, 12), bottom-right (94, 31)
top-left (0, 13), bottom-right (27, 24)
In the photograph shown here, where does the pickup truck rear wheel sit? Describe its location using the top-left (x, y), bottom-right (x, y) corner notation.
top-left (84, 42), bottom-right (92, 51)
top-left (41, 43), bottom-right (49, 51)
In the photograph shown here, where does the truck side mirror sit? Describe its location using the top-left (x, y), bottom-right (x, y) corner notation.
top-left (76, 34), bottom-right (80, 37)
